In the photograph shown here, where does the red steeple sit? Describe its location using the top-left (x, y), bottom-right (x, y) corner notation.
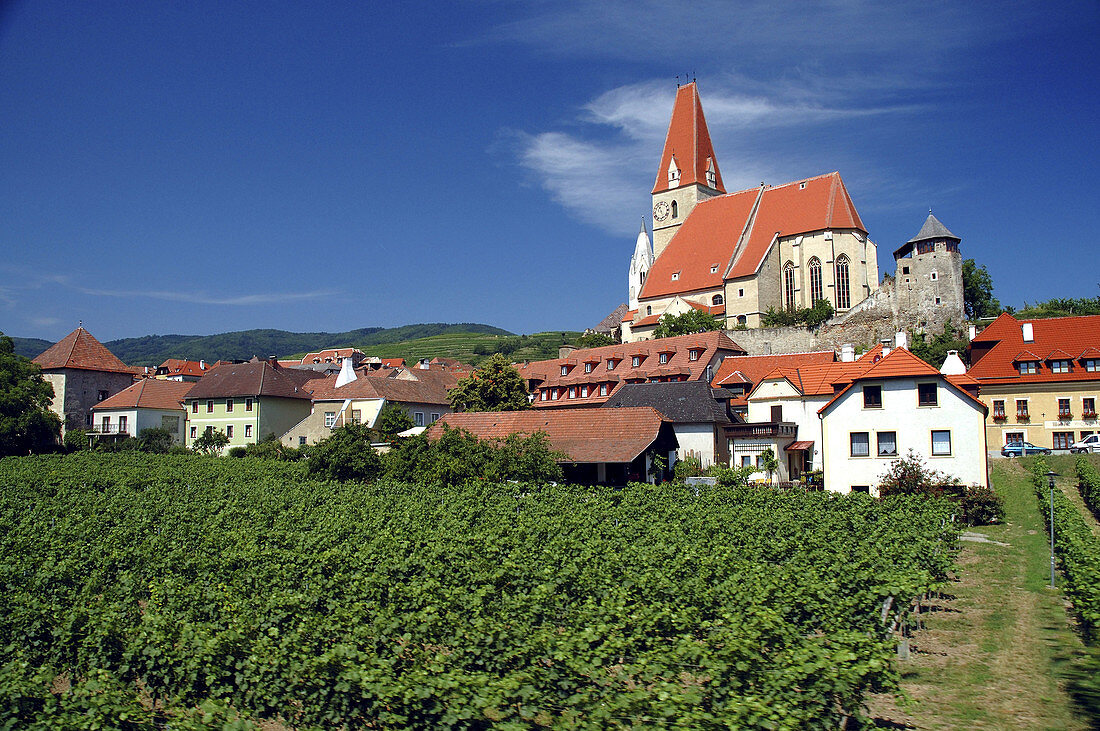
top-left (652, 82), bottom-right (725, 195)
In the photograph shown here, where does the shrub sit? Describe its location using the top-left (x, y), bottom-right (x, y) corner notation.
top-left (761, 299), bottom-right (835, 328)
top-left (307, 422), bottom-right (383, 482)
top-left (672, 455), bottom-right (703, 481)
top-left (878, 451), bottom-right (1003, 525)
top-left (960, 484), bottom-right (1006, 526)
top-left (384, 427), bottom-right (563, 486)
top-left (63, 428), bottom-right (90, 452)
top-left (137, 427), bottom-right (174, 454)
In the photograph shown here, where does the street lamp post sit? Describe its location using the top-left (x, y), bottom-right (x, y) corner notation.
top-left (1046, 470), bottom-right (1058, 589)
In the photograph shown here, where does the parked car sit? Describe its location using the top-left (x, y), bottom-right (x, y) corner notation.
top-left (1001, 441), bottom-right (1052, 457)
top-left (1070, 434), bottom-right (1100, 454)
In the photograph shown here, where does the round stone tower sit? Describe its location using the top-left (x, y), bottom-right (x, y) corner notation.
top-left (892, 212), bottom-right (965, 330)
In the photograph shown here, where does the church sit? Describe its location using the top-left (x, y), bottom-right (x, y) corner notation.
top-left (623, 82), bottom-right (880, 342)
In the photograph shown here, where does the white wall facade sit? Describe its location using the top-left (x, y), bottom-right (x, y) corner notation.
top-left (93, 407), bottom-right (187, 443)
top-left (672, 423), bottom-right (718, 467)
top-left (820, 378), bottom-right (988, 494)
top-left (745, 378), bottom-right (829, 472)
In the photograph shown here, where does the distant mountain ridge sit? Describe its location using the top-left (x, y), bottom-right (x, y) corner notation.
top-left (14, 324), bottom-right (513, 366)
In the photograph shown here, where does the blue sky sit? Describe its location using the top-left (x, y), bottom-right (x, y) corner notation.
top-left (2, 1), bottom-right (1098, 343)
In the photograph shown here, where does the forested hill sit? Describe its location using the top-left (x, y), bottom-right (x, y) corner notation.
top-left (14, 324), bottom-right (512, 365)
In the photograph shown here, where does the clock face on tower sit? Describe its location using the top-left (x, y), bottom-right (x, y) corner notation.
top-left (653, 201), bottom-right (671, 222)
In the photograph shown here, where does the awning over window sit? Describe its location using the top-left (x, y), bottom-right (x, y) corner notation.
top-left (785, 440), bottom-right (814, 452)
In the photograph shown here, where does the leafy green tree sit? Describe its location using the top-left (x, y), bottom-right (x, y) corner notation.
top-left (137, 427), bottom-right (174, 454)
top-left (374, 403), bottom-right (414, 437)
top-left (192, 428), bottom-right (230, 455)
top-left (908, 320), bottom-right (968, 368)
top-left (651, 309), bottom-right (724, 338)
top-left (759, 447), bottom-right (779, 484)
top-left (307, 422), bottom-right (383, 482)
top-left (63, 428), bottom-right (90, 452)
top-left (448, 353), bottom-right (530, 412)
top-left (384, 427), bottom-right (563, 486)
top-left (761, 299), bottom-right (834, 328)
top-left (573, 331), bottom-right (616, 349)
top-left (0, 333), bottom-right (61, 456)
top-left (962, 258), bottom-right (1001, 320)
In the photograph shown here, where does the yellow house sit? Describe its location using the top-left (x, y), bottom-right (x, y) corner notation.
top-left (968, 313), bottom-right (1100, 451)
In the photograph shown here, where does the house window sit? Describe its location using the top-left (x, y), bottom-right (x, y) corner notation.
top-left (431, 413), bottom-right (441, 422)
top-left (580, 385), bottom-right (589, 397)
top-left (1059, 398), bottom-right (1071, 418)
top-left (600, 383), bottom-right (609, 396)
top-left (1005, 432), bottom-right (1024, 446)
top-left (931, 430), bottom-right (952, 456)
top-left (299, 436), bottom-right (307, 445)
top-left (226, 398), bottom-right (233, 412)
top-left (713, 294), bottom-right (723, 305)
top-left (737, 315), bottom-right (747, 326)
top-left (414, 412), bottom-right (424, 427)
top-left (568, 387), bottom-right (576, 398)
top-left (118, 415), bottom-right (127, 434)
top-left (771, 405), bottom-right (782, 422)
top-left (552, 389), bottom-right (560, 400)
top-left (324, 412), bottom-right (336, 428)
top-left (207, 400), bottom-right (214, 413)
top-left (738, 289), bottom-right (745, 297)
top-left (1084, 398), bottom-right (1096, 418)
top-left (808, 257), bottom-right (823, 303)
top-left (607, 359), bottom-right (615, 370)
top-left (632, 355), bottom-right (641, 367)
top-left (1018, 361), bottom-right (1038, 375)
top-left (1052, 360), bottom-right (1071, 373)
top-left (850, 432), bottom-right (870, 457)
top-left (688, 349), bottom-right (700, 361)
top-left (993, 400), bottom-right (1006, 418)
top-left (659, 353), bottom-right (669, 364)
top-left (646, 306), bottom-right (652, 315)
top-left (561, 365), bottom-right (569, 376)
top-left (1054, 432), bottom-right (1074, 450)
top-left (918, 383), bottom-right (938, 407)
top-left (835, 255), bottom-right (851, 309)
top-left (246, 398), bottom-right (253, 412)
top-left (878, 431), bottom-right (898, 457)
top-left (584, 362), bottom-right (592, 373)
top-left (784, 262), bottom-right (796, 310)
top-left (1086, 359), bottom-right (1099, 372)
top-left (97, 390), bottom-right (109, 402)
top-left (352, 409), bottom-right (362, 423)
top-left (540, 390), bottom-right (548, 401)
top-left (191, 401), bottom-right (199, 413)
top-left (226, 425), bottom-right (233, 438)
top-left (863, 385), bottom-right (882, 409)
top-left (245, 424), bottom-right (252, 438)
top-left (1017, 399), bottom-right (1029, 419)
top-left (190, 426), bottom-right (197, 439)
top-left (930, 271), bottom-right (938, 281)
top-left (741, 455), bottom-right (752, 468)
top-left (101, 416), bottom-right (111, 432)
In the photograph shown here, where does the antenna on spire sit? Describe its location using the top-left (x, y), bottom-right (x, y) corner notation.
top-left (78, 320), bottom-right (83, 329)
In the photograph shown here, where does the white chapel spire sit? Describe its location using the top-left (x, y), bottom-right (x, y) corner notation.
top-left (628, 218), bottom-right (653, 310)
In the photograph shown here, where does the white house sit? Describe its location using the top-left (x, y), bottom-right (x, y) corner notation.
top-left (90, 379), bottom-right (194, 444)
top-left (817, 347), bottom-right (988, 494)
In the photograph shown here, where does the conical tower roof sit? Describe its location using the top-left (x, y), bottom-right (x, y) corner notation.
top-left (33, 326), bottom-right (135, 374)
top-left (907, 213), bottom-right (960, 244)
top-left (632, 218), bottom-right (653, 264)
top-left (652, 82), bottom-right (725, 194)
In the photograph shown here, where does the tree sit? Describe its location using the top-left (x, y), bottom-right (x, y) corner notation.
top-left (908, 320), bottom-right (968, 368)
top-left (759, 447), bottom-right (779, 484)
top-left (307, 422), bottom-right (383, 482)
top-left (137, 427), bottom-right (174, 454)
top-left (374, 403), bottom-right (414, 437)
top-left (192, 428), bottom-right (230, 455)
top-left (761, 299), bottom-right (834, 328)
top-left (962, 259), bottom-right (1001, 320)
top-left (0, 333), bottom-right (61, 456)
top-left (448, 353), bottom-right (530, 412)
top-left (651, 309), bottom-right (724, 338)
top-left (574, 331), bottom-right (616, 349)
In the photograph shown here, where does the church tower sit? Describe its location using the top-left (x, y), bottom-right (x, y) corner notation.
top-left (628, 218), bottom-right (653, 310)
top-left (651, 82), bottom-right (725, 259)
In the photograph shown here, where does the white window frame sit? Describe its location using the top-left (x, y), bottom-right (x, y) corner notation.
top-left (414, 412), bottom-right (425, 427)
top-left (931, 430), bottom-right (952, 456)
top-left (324, 412), bottom-right (337, 428)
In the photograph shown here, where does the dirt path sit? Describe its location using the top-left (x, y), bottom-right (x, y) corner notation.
top-left (865, 459), bottom-right (1090, 729)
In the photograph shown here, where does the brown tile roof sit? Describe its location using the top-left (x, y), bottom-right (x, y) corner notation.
top-left (428, 407), bottom-right (668, 463)
top-left (640, 172), bottom-right (866, 300)
top-left (652, 82), bottom-right (725, 194)
top-left (184, 360), bottom-right (314, 400)
top-left (92, 379), bottom-right (193, 411)
top-left (33, 327), bottom-right (137, 374)
top-left (968, 313), bottom-right (1100, 385)
top-left (305, 367), bottom-right (459, 405)
top-left (519, 331), bottom-right (745, 408)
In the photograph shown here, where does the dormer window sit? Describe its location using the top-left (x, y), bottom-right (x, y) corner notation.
top-left (710, 264), bottom-right (718, 274)
top-left (561, 365), bottom-right (569, 376)
top-left (1086, 359), bottom-right (1099, 372)
top-left (659, 353), bottom-right (669, 364)
top-left (584, 362), bottom-right (593, 373)
top-left (606, 359), bottom-right (615, 370)
top-left (799, 182), bottom-right (807, 190)
top-left (688, 349), bottom-right (700, 361)
top-left (667, 157), bottom-right (680, 186)
top-left (705, 158), bottom-right (716, 187)
top-left (671, 272), bottom-right (680, 281)
top-left (632, 355), bottom-right (642, 367)
top-left (1051, 360), bottom-right (1071, 374)
top-left (1018, 361), bottom-right (1038, 375)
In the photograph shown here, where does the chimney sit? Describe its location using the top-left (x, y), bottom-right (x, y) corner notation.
top-left (840, 343), bottom-right (855, 362)
top-left (968, 324), bottom-right (977, 341)
top-left (199, 360), bottom-right (205, 370)
top-left (940, 349), bottom-right (967, 375)
top-left (1022, 322), bottom-right (1034, 342)
top-left (880, 339), bottom-right (892, 357)
top-left (894, 331), bottom-right (908, 350)
top-left (418, 358), bottom-right (430, 370)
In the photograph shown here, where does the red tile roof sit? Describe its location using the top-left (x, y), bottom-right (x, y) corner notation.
top-left (33, 327), bottom-right (137, 374)
top-left (157, 359), bottom-right (208, 378)
top-left (428, 407), bottom-right (668, 463)
top-left (519, 331), bottom-right (745, 408)
top-left (968, 313), bottom-right (1100, 385)
top-left (92, 379), bottom-right (193, 411)
top-left (641, 172), bottom-right (865, 300)
top-left (711, 351), bottom-right (836, 388)
top-left (652, 82), bottom-right (725, 195)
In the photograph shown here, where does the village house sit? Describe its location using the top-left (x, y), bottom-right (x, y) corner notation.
top-left (709, 350), bottom-right (837, 419)
top-left (518, 331), bottom-right (746, 408)
top-left (968, 313), bottom-right (1100, 451)
top-left (33, 326), bottom-right (139, 434)
top-left (154, 358), bottom-right (210, 382)
top-left (428, 407), bottom-right (678, 485)
top-left (90, 379), bottom-right (194, 444)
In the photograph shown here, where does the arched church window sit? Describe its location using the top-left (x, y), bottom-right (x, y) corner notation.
top-left (712, 294), bottom-right (724, 306)
top-left (808, 257), bottom-right (823, 304)
top-left (671, 201), bottom-right (678, 219)
top-left (646, 306), bottom-right (652, 316)
top-left (784, 262), bottom-right (797, 311)
top-left (835, 255), bottom-right (851, 309)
